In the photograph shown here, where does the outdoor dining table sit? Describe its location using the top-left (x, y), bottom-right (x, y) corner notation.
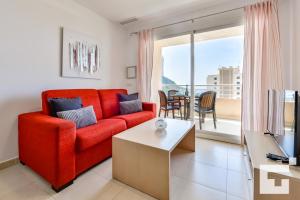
top-left (169, 94), bottom-right (201, 120)
top-left (169, 94), bottom-right (191, 120)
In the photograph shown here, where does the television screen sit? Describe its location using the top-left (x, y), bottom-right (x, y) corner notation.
top-left (267, 90), bottom-right (297, 157)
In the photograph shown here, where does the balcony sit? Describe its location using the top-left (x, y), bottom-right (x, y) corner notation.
top-left (162, 84), bottom-right (241, 143)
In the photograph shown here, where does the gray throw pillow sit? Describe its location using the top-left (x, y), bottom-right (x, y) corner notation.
top-left (48, 97), bottom-right (82, 117)
top-left (57, 106), bottom-right (97, 129)
top-left (120, 99), bottom-right (143, 115)
top-left (118, 93), bottom-right (139, 102)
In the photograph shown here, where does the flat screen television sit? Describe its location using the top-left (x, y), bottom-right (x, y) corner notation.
top-left (267, 90), bottom-right (300, 165)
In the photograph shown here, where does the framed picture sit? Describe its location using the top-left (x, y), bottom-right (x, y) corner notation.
top-left (127, 66), bottom-right (136, 79)
top-left (62, 28), bottom-right (101, 79)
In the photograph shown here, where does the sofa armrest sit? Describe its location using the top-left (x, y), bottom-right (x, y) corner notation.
top-left (18, 112), bottom-right (76, 189)
top-left (142, 102), bottom-right (157, 117)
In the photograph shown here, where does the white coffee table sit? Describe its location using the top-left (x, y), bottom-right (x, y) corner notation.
top-left (112, 118), bottom-right (195, 200)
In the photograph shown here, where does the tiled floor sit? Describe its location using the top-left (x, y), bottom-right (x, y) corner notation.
top-left (172, 113), bottom-right (241, 136)
top-left (0, 138), bottom-right (250, 200)
top-left (197, 118), bottom-right (241, 136)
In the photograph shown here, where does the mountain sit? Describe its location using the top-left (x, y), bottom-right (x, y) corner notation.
top-left (162, 76), bottom-right (187, 94)
top-left (162, 76), bottom-right (176, 85)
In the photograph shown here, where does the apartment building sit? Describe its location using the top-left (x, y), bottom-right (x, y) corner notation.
top-left (207, 66), bottom-right (242, 99)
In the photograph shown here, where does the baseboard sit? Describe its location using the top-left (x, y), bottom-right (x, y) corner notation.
top-left (0, 157), bottom-right (19, 171)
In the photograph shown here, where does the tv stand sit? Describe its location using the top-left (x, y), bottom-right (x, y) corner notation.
top-left (244, 131), bottom-right (300, 200)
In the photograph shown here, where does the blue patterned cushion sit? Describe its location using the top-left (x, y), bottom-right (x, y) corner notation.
top-left (56, 106), bottom-right (97, 129)
top-left (120, 99), bottom-right (142, 115)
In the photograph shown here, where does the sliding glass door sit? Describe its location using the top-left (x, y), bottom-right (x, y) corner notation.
top-left (154, 25), bottom-right (244, 143)
top-left (193, 26), bottom-right (243, 143)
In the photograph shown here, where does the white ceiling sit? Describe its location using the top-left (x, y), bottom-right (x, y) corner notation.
top-left (74, 0), bottom-right (232, 23)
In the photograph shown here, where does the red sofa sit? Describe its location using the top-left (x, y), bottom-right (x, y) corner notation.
top-left (18, 89), bottom-right (156, 191)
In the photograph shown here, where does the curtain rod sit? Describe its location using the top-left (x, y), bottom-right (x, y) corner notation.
top-left (130, 6), bottom-right (244, 35)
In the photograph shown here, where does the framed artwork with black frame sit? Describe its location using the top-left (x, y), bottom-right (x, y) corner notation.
top-left (127, 66), bottom-right (136, 79)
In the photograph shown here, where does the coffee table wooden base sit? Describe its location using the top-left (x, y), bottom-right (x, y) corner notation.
top-left (112, 125), bottom-right (195, 200)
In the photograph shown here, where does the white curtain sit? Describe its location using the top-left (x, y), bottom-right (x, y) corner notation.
top-left (150, 40), bottom-right (164, 108)
top-left (267, 90), bottom-right (285, 135)
top-left (137, 30), bottom-right (154, 102)
top-left (242, 0), bottom-right (284, 133)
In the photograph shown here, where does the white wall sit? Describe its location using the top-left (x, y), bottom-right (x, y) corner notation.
top-left (278, 0), bottom-right (300, 90)
top-left (124, 35), bottom-right (138, 93)
top-left (0, 0), bottom-right (128, 163)
top-left (278, 0), bottom-right (294, 89)
top-left (291, 0), bottom-right (300, 89)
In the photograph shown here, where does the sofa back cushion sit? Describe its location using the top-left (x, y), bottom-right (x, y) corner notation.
top-left (42, 89), bottom-right (103, 120)
top-left (98, 89), bottom-right (128, 118)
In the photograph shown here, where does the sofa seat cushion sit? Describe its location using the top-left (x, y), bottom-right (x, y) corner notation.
top-left (113, 111), bottom-right (155, 128)
top-left (76, 119), bottom-right (126, 151)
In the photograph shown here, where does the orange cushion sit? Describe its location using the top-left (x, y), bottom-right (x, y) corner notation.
top-left (76, 119), bottom-right (126, 151)
top-left (113, 111), bottom-right (155, 128)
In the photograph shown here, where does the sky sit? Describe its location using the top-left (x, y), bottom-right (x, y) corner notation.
top-left (162, 35), bottom-right (244, 85)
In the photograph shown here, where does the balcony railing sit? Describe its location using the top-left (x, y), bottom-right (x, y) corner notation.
top-left (162, 84), bottom-right (242, 100)
top-left (162, 84), bottom-right (241, 121)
